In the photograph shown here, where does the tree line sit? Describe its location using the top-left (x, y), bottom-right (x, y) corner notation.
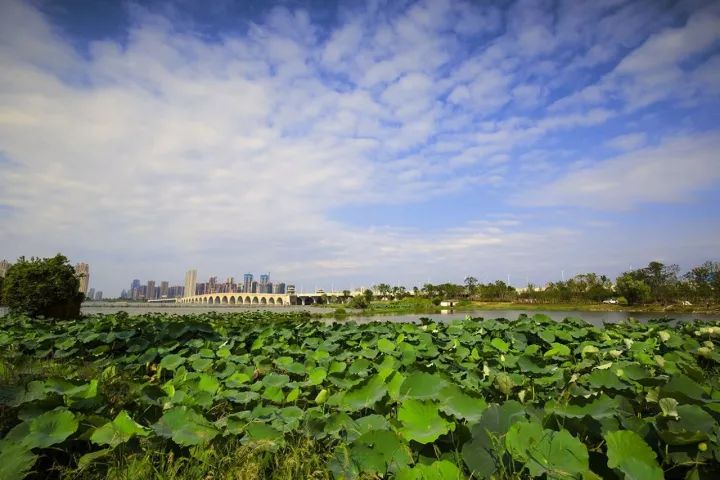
top-left (370, 260), bottom-right (720, 306)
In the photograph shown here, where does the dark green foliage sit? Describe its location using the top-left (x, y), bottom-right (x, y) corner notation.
top-left (0, 275), bottom-right (4, 305)
top-left (616, 273), bottom-right (652, 305)
top-left (0, 311), bottom-right (719, 479)
top-left (1, 255), bottom-right (82, 319)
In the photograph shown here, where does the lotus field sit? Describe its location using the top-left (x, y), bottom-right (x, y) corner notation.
top-left (1, 312), bottom-right (719, 479)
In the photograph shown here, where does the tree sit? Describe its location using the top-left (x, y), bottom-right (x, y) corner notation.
top-left (2, 254), bottom-right (83, 319)
top-left (464, 276), bottom-right (478, 298)
top-left (363, 289), bottom-right (374, 303)
top-left (0, 275), bottom-right (4, 305)
top-left (615, 273), bottom-right (651, 306)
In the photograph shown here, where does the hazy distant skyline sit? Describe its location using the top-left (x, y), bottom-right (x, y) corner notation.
top-left (1, 0), bottom-right (719, 294)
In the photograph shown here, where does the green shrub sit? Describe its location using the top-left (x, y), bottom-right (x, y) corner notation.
top-left (2, 254), bottom-right (83, 319)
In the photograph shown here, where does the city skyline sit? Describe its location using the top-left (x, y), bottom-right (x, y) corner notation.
top-left (0, 0), bottom-right (718, 295)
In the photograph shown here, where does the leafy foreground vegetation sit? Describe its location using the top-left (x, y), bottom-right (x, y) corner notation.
top-left (1, 311), bottom-right (719, 480)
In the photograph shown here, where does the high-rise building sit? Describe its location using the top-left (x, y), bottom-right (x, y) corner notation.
top-left (0, 259), bottom-right (11, 277)
top-left (265, 282), bottom-right (273, 294)
top-left (208, 276), bottom-right (218, 294)
top-left (95, 291), bottom-right (103, 301)
top-left (75, 263), bottom-right (90, 295)
top-left (251, 281), bottom-right (258, 293)
top-left (146, 280), bottom-right (155, 300)
top-left (243, 274), bottom-right (253, 294)
top-left (259, 274), bottom-right (270, 293)
top-left (184, 269), bottom-right (197, 297)
top-left (160, 281), bottom-right (169, 298)
top-left (131, 279), bottom-right (141, 290)
top-left (120, 289), bottom-right (128, 299)
top-left (87, 288), bottom-right (95, 301)
top-left (274, 282), bottom-right (286, 294)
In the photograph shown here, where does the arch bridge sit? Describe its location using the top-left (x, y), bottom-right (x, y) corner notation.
top-left (176, 292), bottom-right (354, 306)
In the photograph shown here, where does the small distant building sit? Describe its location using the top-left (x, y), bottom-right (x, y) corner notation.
top-left (440, 299), bottom-right (458, 307)
top-left (95, 291), bottom-right (103, 301)
top-left (87, 288), bottom-right (95, 301)
top-left (0, 259), bottom-right (11, 277)
top-left (287, 284), bottom-right (296, 294)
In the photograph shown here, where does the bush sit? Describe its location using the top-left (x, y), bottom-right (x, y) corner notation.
top-left (616, 296), bottom-right (628, 306)
top-left (349, 296), bottom-right (369, 309)
top-left (2, 254), bottom-right (83, 319)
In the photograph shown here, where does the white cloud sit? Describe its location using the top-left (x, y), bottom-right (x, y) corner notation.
top-left (0, 0), bottom-right (718, 293)
top-left (605, 132), bottom-right (647, 151)
top-left (517, 133), bottom-right (720, 209)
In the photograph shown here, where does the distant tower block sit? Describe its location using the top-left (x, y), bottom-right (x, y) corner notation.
top-left (75, 262), bottom-right (90, 295)
top-left (184, 269), bottom-right (197, 297)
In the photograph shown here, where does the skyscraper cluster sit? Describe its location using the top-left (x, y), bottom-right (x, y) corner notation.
top-left (121, 279), bottom-right (185, 301)
top-left (119, 270), bottom-right (291, 300)
top-left (189, 272), bottom-right (287, 296)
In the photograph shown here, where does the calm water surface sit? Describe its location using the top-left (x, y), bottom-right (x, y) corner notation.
top-left (2, 304), bottom-right (718, 327)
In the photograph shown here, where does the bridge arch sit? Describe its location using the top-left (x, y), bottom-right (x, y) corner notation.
top-left (269, 297), bottom-right (275, 305)
top-left (215, 296), bottom-right (221, 304)
top-left (277, 297), bottom-right (283, 305)
top-left (229, 296), bottom-right (235, 304)
top-left (221, 296), bottom-right (228, 304)
top-left (252, 296), bottom-right (259, 304)
top-left (260, 297), bottom-right (267, 305)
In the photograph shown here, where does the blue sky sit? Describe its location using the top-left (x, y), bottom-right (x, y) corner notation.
top-left (0, 0), bottom-right (719, 294)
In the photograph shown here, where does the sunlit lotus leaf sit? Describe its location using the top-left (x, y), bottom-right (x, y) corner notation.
top-left (153, 406), bottom-right (219, 446)
top-left (398, 399), bottom-right (453, 444)
top-left (91, 410), bottom-right (150, 447)
top-left (605, 430), bottom-right (663, 480)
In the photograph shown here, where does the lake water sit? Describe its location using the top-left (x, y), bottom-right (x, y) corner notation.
top-left (2, 304), bottom-right (718, 327)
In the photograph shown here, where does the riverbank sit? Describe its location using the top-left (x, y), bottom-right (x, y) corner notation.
top-left (320, 298), bottom-right (720, 317)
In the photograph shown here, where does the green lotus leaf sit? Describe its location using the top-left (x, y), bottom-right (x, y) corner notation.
top-left (657, 404), bottom-right (716, 445)
top-left (340, 374), bottom-right (387, 411)
top-left (195, 373), bottom-right (219, 394)
top-left (395, 460), bottom-right (465, 480)
top-left (545, 394), bottom-right (619, 419)
top-left (330, 430), bottom-right (412, 478)
top-left (377, 338), bottom-right (395, 353)
top-left (245, 422), bottom-right (284, 442)
top-left (387, 371), bottom-right (405, 401)
top-left (399, 372), bottom-right (448, 400)
top-left (0, 442), bottom-right (37, 480)
top-left (222, 390), bottom-right (260, 404)
top-left (544, 343), bottom-right (571, 358)
top-left (225, 372), bottom-right (251, 388)
top-left (308, 367), bottom-right (327, 385)
top-left (438, 383), bottom-right (487, 423)
top-left (262, 373), bottom-right (290, 388)
top-left (344, 414), bottom-right (390, 443)
top-left (587, 369), bottom-right (628, 390)
top-left (398, 399), bottom-right (453, 444)
top-left (506, 421), bottom-right (590, 478)
top-left (24, 409), bottom-right (79, 449)
top-left (262, 386), bottom-right (285, 403)
top-left (152, 406), bottom-right (219, 446)
top-left (348, 358), bottom-right (372, 376)
top-left (660, 375), bottom-right (708, 404)
top-left (604, 430), bottom-right (663, 480)
top-left (328, 360), bottom-right (347, 374)
top-left (91, 410), bottom-right (150, 447)
top-left (462, 401), bottom-right (527, 478)
top-left (159, 354), bottom-right (185, 370)
top-left (191, 358), bottom-right (213, 371)
top-left (490, 337), bottom-right (509, 353)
